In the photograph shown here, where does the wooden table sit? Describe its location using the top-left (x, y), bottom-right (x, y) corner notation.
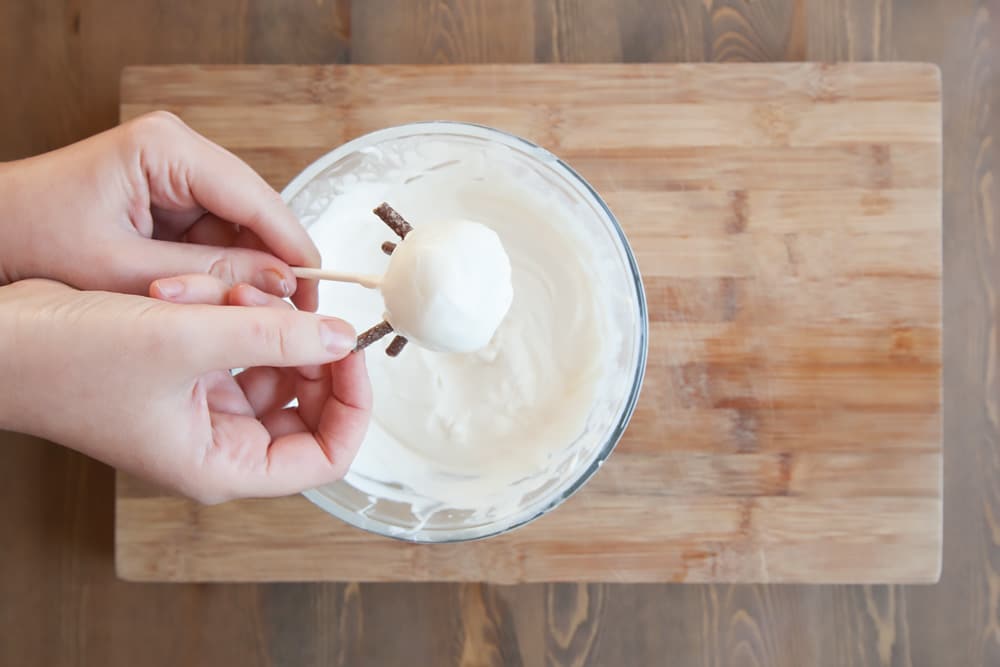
top-left (1, 1), bottom-right (996, 665)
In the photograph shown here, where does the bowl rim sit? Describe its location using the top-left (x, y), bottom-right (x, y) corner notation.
top-left (282, 120), bottom-right (649, 543)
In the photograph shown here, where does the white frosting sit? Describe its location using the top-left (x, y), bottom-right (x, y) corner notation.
top-left (381, 219), bottom-right (513, 352)
top-left (298, 136), bottom-right (622, 529)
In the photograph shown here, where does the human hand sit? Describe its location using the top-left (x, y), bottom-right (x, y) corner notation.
top-left (0, 111), bottom-right (320, 311)
top-left (0, 278), bottom-right (371, 503)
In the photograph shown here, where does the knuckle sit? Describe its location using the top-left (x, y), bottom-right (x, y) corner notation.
top-left (140, 109), bottom-right (185, 131)
top-left (207, 255), bottom-right (239, 285)
top-left (149, 109), bottom-right (183, 124)
top-left (122, 110), bottom-right (185, 148)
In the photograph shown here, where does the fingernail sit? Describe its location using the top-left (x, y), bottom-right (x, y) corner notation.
top-left (154, 278), bottom-right (184, 299)
top-left (256, 269), bottom-right (290, 297)
top-left (320, 319), bottom-right (356, 355)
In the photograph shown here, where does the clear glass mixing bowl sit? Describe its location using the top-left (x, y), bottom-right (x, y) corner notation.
top-left (282, 121), bottom-right (647, 542)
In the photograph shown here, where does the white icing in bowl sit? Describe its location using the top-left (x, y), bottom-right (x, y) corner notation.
top-left (284, 122), bottom-right (647, 542)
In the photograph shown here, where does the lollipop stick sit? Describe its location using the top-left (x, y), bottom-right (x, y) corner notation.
top-left (291, 267), bottom-right (382, 289)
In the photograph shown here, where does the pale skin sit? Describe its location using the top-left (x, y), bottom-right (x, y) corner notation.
top-left (0, 112), bottom-right (372, 504)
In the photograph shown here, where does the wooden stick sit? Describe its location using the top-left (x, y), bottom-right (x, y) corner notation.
top-left (291, 267), bottom-right (381, 289)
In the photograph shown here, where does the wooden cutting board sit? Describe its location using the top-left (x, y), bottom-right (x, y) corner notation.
top-left (116, 63), bottom-right (942, 583)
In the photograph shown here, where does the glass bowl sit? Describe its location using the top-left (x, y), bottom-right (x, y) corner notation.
top-left (282, 121), bottom-right (647, 543)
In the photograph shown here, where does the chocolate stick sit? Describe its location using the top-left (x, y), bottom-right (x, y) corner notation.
top-left (385, 335), bottom-right (408, 357)
top-left (373, 203), bottom-right (413, 239)
top-left (354, 204), bottom-right (414, 356)
top-left (355, 320), bottom-right (393, 350)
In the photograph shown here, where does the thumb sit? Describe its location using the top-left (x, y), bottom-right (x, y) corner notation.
top-left (114, 237), bottom-right (296, 300)
top-left (181, 305), bottom-right (357, 371)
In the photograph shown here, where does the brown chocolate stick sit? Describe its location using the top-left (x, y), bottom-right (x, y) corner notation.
top-left (385, 335), bottom-right (408, 357)
top-left (355, 320), bottom-right (393, 350)
top-left (373, 203), bottom-right (413, 239)
top-left (354, 205), bottom-right (413, 356)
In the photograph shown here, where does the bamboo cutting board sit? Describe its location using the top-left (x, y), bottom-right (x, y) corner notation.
top-left (116, 64), bottom-right (942, 583)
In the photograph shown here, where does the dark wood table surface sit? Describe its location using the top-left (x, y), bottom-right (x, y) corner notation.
top-left (0, 1), bottom-right (995, 665)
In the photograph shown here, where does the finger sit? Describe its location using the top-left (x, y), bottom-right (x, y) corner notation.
top-left (206, 406), bottom-right (345, 497)
top-left (236, 366), bottom-right (297, 416)
top-left (229, 284), bottom-right (328, 381)
top-left (260, 407), bottom-right (309, 440)
top-left (256, 353), bottom-right (372, 491)
top-left (327, 350), bottom-right (372, 430)
top-left (150, 273), bottom-right (231, 305)
top-left (229, 283), bottom-right (322, 336)
top-left (184, 219), bottom-right (316, 311)
top-left (201, 411), bottom-right (273, 500)
top-left (182, 213), bottom-right (239, 247)
top-left (183, 305), bottom-right (357, 370)
top-left (233, 226), bottom-right (272, 253)
top-left (290, 277), bottom-right (318, 313)
top-left (123, 237), bottom-right (295, 299)
top-left (227, 284), bottom-right (318, 415)
top-left (151, 205), bottom-right (206, 241)
top-left (294, 361), bottom-right (331, 432)
top-left (226, 283), bottom-right (291, 309)
top-left (203, 371), bottom-right (255, 417)
top-left (140, 114), bottom-right (321, 272)
top-left (182, 215), bottom-right (275, 255)
top-left (206, 410), bottom-right (332, 498)
top-left (149, 277), bottom-right (294, 310)
top-left (205, 354), bottom-right (371, 497)
top-left (151, 279), bottom-right (330, 409)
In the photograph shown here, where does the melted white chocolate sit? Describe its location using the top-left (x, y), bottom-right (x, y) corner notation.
top-left (303, 139), bottom-right (608, 524)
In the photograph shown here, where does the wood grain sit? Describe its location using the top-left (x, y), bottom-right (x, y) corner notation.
top-left (703, 0), bottom-right (808, 62)
top-left (352, 0), bottom-right (536, 63)
top-left (532, 0), bottom-right (624, 62)
top-left (894, 1), bottom-right (1000, 665)
top-left (115, 63), bottom-right (943, 586)
top-left (1, 1), bottom-right (996, 666)
top-left (807, 0), bottom-right (895, 61)
top-left (0, 0), bottom-right (351, 160)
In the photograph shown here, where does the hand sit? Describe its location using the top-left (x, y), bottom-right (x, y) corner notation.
top-left (0, 111), bottom-right (320, 311)
top-left (0, 279), bottom-right (371, 503)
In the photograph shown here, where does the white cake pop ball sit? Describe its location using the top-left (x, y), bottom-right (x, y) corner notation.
top-left (381, 220), bottom-right (513, 353)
